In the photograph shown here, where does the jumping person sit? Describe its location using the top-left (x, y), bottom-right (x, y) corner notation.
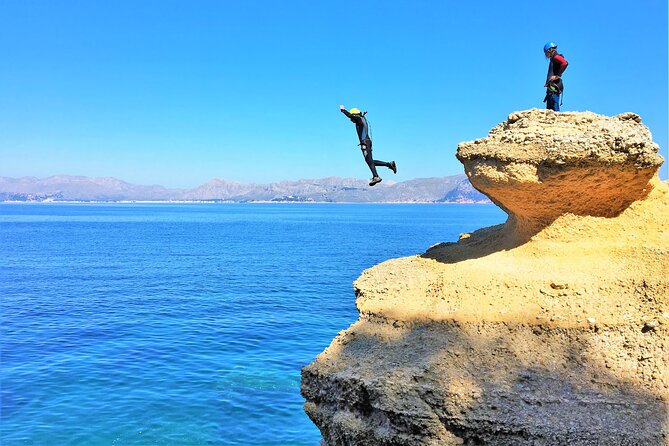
top-left (339, 105), bottom-right (396, 186)
top-left (543, 42), bottom-right (568, 111)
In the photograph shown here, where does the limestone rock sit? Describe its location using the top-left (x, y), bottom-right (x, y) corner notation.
top-left (457, 109), bottom-right (663, 235)
top-left (302, 110), bottom-right (669, 445)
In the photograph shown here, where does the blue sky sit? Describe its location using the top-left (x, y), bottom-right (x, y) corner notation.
top-left (1, 0), bottom-right (667, 187)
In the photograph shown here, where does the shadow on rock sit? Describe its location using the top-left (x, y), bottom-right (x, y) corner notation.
top-left (302, 319), bottom-right (669, 445)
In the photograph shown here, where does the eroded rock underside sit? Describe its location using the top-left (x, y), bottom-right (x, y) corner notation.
top-left (302, 110), bottom-right (669, 445)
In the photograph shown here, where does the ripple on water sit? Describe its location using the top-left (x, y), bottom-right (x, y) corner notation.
top-left (0, 203), bottom-right (506, 445)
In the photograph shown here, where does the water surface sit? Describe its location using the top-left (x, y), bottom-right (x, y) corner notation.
top-left (0, 203), bottom-right (506, 445)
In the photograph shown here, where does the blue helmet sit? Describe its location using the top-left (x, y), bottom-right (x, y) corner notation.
top-left (543, 41), bottom-right (557, 52)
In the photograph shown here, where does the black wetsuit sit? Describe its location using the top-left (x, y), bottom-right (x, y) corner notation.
top-left (340, 108), bottom-right (392, 178)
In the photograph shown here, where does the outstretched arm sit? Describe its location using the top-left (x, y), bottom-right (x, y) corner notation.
top-left (340, 104), bottom-right (353, 118)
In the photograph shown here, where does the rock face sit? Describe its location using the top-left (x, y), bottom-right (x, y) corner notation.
top-left (302, 109), bottom-right (669, 445)
top-left (457, 110), bottom-right (664, 237)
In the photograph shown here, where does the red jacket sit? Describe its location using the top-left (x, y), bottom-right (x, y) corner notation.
top-left (546, 53), bottom-right (568, 92)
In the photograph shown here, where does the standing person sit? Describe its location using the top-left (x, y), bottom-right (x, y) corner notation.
top-left (339, 105), bottom-right (396, 186)
top-left (543, 42), bottom-right (569, 111)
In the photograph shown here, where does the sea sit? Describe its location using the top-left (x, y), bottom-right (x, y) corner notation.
top-left (0, 203), bottom-right (506, 446)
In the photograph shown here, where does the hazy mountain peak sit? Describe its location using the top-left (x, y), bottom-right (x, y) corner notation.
top-left (0, 174), bottom-right (488, 203)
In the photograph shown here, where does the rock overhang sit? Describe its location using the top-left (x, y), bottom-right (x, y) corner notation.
top-left (455, 109), bottom-right (665, 230)
top-left (457, 109), bottom-right (663, 167)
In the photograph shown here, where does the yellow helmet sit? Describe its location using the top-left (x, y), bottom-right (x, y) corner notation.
top-left (349, 108), bottom-right (361, 115)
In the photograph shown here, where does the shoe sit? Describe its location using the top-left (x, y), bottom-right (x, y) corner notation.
top-left (389, 161), bottom-right (397, 174)
top-left (369, 177), bottom-right (382, 186)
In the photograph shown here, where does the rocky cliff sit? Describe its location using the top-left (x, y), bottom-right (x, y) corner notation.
top-left (301, 109), bottom-right (669, 445)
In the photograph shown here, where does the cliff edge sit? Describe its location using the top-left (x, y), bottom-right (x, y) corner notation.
top-left (302, 109), bottom-right (669, 445)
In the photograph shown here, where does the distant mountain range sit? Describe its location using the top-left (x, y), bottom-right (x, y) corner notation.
top-left (0, 175), bottom-right (491, 204)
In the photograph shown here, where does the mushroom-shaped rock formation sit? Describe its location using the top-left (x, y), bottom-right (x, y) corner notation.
top-left (302, 110), bottom-right (669, 445)
top-left (457, 109), bottom-right (663, 238)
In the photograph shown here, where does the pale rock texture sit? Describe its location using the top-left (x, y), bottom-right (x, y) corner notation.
top-left (302, 109), bottom-right (669, 445)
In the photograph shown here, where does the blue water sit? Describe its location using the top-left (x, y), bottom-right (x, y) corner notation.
top-left (0, 203), bottom-right (506, 445)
